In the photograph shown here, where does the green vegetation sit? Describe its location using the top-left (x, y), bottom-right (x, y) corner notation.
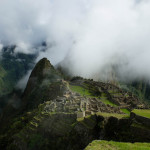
top-left (100, 99), bottom-right (118, 107)
top-left (108, 90), bottom-right (119, 94)
top-left (120, 81), bottom-right (150, 104)
top-left (128, 81), bottom-right (147, 101)
top-left (0, 47), bottom-right (35, 96)
top-left (109, 90), bottom-right (122, 95)
top-left (0, 66), bottom-right (6, 78)
top-left (77, 115), bottom-right (91, 122)
top-left (76, 115), bottom-right (97, 130)
top-left (0, 66), bottom-right (6, 91)
top-left (101, 93), bottom-right (107, 97)
top-left (131, 122), bottom-right (150, 130)
top-left (112, 93), bottom-right (123, 96)
top-left (99, 93), bottom-right (117, 107)
top-left (85, 140), bottom-right (150, 150)
top-left (132, 109), bottom-right (150, 118)
top-left (0, 65), bottom-right (12, 95)
top-left (96, 112), bottom-right (129, 119)
top-left (28, 134), bottom-right (44, 149)
top-left (121, 108), bottom-right (130, 114)
top-left (70, 85), bottom-right (92, 97)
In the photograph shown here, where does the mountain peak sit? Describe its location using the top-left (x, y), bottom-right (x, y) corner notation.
top-left (30, 57), bottom-right (54, 80)
top-left (22, 58), bottom-right (64, 110)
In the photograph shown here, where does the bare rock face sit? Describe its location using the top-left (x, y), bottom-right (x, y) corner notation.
top-left (22, 58), bottom-right (66, 110)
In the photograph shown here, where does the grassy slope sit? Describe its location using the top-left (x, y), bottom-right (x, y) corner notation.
top-left (132, 109), bottom-right (150, 118)
top-left (121, 109), bottom-right (130, 114)
top-left (69, 85), bottom-right (92, 97)
top-left (85, 140), bottom-right (150, 150)
top-left (96, 112), bottom-right (129, 119)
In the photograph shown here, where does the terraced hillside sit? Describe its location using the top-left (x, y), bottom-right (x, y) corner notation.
top-left (69, 77), bottom-right (147, 116)
top-left (0, 58), bottom-right (150, 150)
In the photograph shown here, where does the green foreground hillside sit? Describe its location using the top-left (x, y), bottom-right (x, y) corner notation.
top-left (85, 140), bottom-right (150, 150)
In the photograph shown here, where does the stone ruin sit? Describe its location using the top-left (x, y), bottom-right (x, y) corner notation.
top-left (43, 79), bottom-right (147, 119)
top-left (43, 89), bottom-right (123, 119)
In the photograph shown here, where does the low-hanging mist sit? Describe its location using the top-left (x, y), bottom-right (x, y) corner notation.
top-left (1, 0), bottom-right (150, 83)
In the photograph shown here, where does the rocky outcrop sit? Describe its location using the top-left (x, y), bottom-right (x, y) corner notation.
top-left (43, 95), bottom-right (123, 115)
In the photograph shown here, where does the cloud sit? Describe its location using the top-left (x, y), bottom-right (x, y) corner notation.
top-left (60, 0), bottom-right (150, 81)
top-left (0, 43), bottom-right (3, 58)
top-left (1, 0), bottom-right (150, 82)
top-left (0, 44), bottom-right (3, 52)
top-left (16, 70), bottom-right (32, 90)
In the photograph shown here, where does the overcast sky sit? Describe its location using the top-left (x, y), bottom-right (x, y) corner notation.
top-left (1, 0), bottom-right (150, 82)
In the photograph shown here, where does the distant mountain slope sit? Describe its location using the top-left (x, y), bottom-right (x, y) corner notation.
top-left (0, 64), bottom-right (7, 94)
top-left (0, 45), bottom-right (37, 114)
top-left (0, 45), bottom-right (36, 96)
top-left (128, 80), bottom-right (150, 103)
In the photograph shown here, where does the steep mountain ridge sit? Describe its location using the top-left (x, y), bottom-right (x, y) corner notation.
top-left (22, 58), bottom-right (66, 110)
